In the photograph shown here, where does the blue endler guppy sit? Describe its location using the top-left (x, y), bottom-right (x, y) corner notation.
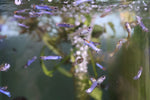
top-left (0, 86), bottom-right (11, 97)
top-left (24, 56), bottom-right (37, 68)
top-left (96, 63), bottom-right (106, 71)
top-left (133, 67), bottom-right (143, 80)
top-left (40, 56), bottom-right (62, 60)
top-left (86, 76), bottom-right (106, 93)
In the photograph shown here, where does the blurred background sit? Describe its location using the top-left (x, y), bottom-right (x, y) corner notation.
top-left (0, 0), bottom-right (150, 100)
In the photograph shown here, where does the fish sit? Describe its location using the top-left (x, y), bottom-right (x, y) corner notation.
top-left (0, 86), bottom-right (11, 97)
top-left (0, 35), bottom-right (7, 39)
top-left (69, 26), bottom-right (92, 37)
top-left (29, 11), bottom-right (41, 18)
top-left (125, 22), bottom-right (132, 38)
top-left (83, 39), bottom-right (101, 53)
top-left (109, 38), bottom-right (128, 57)
top-left (18, 23), bottom-right (29, 29)
top-left (14, 15), bottom-right (27, 19)
top-left (33, 5), bottom-right (57, 11)
top-left (133, 67), bottom-right (143, 80)
top-left (74, 0), bottom-right (93, 6)
top-left (40, 56), bottom-right (62, 60)
top-left (14, 9), bottom-right (30, 14)
top-left (86, 75), bottom-right (106, 93)
top-left (24, 56), bottom-right (37, 68)
top-left (96, 63), bottom-right (106, 70)
top-left (136, 16), bottom-right (148, 32)
top-left (36, 10), bottom-right (53, 15)
top-left (0, 63), bottom-right (10, 71)
top-left (56, 23), bottom-right (74, 28)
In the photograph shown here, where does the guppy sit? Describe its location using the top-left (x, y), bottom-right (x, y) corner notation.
top-left (125, 22), bottom-right (132, 38)
top-left (24, 56), bottom-right (37, 68)
top-left (40, 56), bottom-right (62, 60)
top-left (33, 5), bottom-right (57, 11)
top-left (136, 16), bottom-right (148, 32)
top-left (18, 23), bottom-right (29, 29)
top-left (0, 86), bottom-right (11, 97)
top-left (36, 10), bottom-right (53, 15)
top-left (14, 15), bottom-right (26, 19)
top-left (74, 0), bottom-right (93, 6)
top-left (0, 63), bottom-right (10, 71)
top-left (96, 63), bottom-right (106, 71)
top-left (56, 23), bottom-right (74, 28)
top-left (83, 39), bottom-right (101, 53)
top-left (86, 75), bottom-right (106, 93)
top-left (133, 67), bottom-right (143, 80)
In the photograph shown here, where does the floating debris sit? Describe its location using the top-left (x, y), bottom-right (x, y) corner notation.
top-left (24, 56), bottom-right (37, 68)
top-left (96, 63), bottom-right (106, 71)
top-left (86, 75), bottom-right (106, 93)
top-left (0, 63), bottom-right (10, 71)
top-left (133, 67), bottom-right (143, 80)
top-left (0, 86), bottom-right (11, 97)
top-left (40, 56), bottom-right (62, 60)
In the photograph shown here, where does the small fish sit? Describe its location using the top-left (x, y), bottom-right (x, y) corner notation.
top-left (109, 38), bottom-right (128, 57)
top-left (14, 15), bottom-right (26, 19)
top-left (36, 10), bottom-right (53, 15)
top-left (0, 35), bottom-right (7, 39)
top-left (83, 39), bottom-right (101, 53)
top-left (96, 63), bottom-right (106, 71)
top-left (0, 86), bottom-right (11, 97)
top-left (56, 23), bottom-right (74, 28)
top-left (69, 26), bottom-right (92, 37)
top-left (74, 0), bottom-right (93, 6)
top-left (125, 22), bottom-right (131, 38)
top-left (29, 11), bottom-right (41, 18)
top-left (18, 23), bottom-right (29, 28)
top-left (14, 9), bottom-right (29, 14)
top-left (86, 75), bottom-right (106, 93)
top-left (0, 63), bottom-right (10, 71)
top-left (24, 56), bottom-right (37, 68)
top-left (136, 16), bottom-right (148, 32)
top-left (33, 5), bottom-right (57, 11)
top-left (40, 56), bottom-right (62, 60)
top-left (133, 67), bottom-right (143, 80)
top-left (14, 0), bottom-right (22, 5)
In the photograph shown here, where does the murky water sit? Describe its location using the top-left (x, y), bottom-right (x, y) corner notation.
top-left (0, 0), bottom-right (150, 100)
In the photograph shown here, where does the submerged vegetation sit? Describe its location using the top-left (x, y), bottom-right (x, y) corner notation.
top-left (0, 0), bottom-right (150, 100)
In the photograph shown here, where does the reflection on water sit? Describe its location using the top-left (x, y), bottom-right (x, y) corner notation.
top-left (0, 0), bottom-right (150, 100)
